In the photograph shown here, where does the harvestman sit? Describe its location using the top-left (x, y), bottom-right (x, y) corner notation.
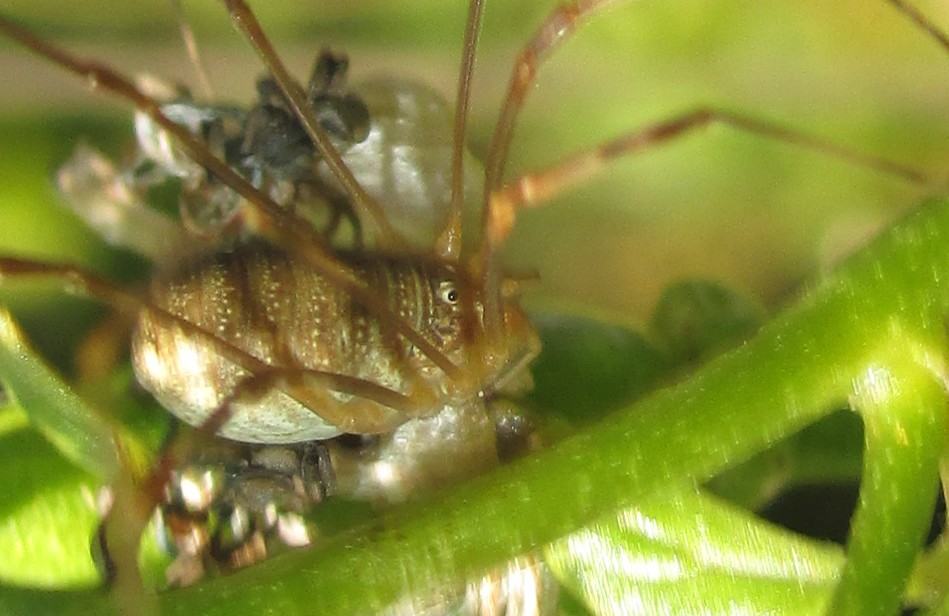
top-left (0, 0), bottom-right (932, 604)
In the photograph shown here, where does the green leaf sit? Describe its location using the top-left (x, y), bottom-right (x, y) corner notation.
top-left (0, 405), bottom-right (101, 588)
top-left (143, 198), bottom-right (949, 615)
top-left (827, 360), bottom-right (947, 615)
top-left (908, 534), bottom-right (949, 609)
top-left (546, 486), bottom-right (843, 616)
top-left (0, 306), bottom-right (118, 479)
top-left (649, 279), bottom-right (765, 365)
top-left (528, 314), bottom-right (668, 422)
top-left (708, 409), bottom-right (864, 510)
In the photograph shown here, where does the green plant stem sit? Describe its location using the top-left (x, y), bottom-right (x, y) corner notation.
top-left (830, 359), bottom-right (948, 615)
top-left (157, 198), bottom-right (949, 614)
top-left (9, 197), bottom-right (949, 614)
top-left (0, 306), bottom-right (118, 478)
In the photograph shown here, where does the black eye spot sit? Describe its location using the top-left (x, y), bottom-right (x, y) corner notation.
top-left (438, 281), bottom-right (459, 304)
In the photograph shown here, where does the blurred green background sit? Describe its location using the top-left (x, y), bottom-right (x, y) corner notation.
top-left (0, 0), bottom-right (947, 340)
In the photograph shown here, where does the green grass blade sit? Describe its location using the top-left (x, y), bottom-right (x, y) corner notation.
top-left (546, 486), bottom-right (843, 615)
top-left (0, 305), bottom-right (118, 478)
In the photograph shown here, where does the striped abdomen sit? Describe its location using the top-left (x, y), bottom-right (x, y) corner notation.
top-left (131, 244), bottom-right (466, 443)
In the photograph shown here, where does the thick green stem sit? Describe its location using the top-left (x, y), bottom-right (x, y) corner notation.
top-left (159, 200), bottom-right (949, 614)
top-left (830, 357), bottom-right (948, 615)
top-left (9, 194), bottom-right (949, 615)
top-left (0, 307), bottom-right (119, 478)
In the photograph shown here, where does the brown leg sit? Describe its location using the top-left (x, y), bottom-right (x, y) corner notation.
top-left (195, 368), bottom-right (437, 442)
top-left (478, 0), bottom-right (931, 250)
top-left (438, 0), bottom-right (487, 262)
top-left (170, 0), bottom-right (214, 100)
top-left (147, 366), bottom-right (440, 514)
top-left (474, 104), bottom-right (931, 334)
top-left (219, 0), bottom-right (402, 251)
top-left (0, 14), bottom-right (460, 380)
top-left (885, 0), bottom-right (949, 53)
top-left (472, 0), bottom-right (928, 333)
top-left (0, 256), bottom-right (269, 373)
top-left (0, 16), bottom-right (309, 249)
top-left (484, 0), bottom-right (623, 196)
top-left (0, 257), bottom-right (438, 424)
top-left (483, 107), bottom-right (932, 249)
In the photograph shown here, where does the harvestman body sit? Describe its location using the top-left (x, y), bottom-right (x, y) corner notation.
top-left (0, 0), bottom-right (551, 597)
top-left (0, 0), bottom-right (934, 609)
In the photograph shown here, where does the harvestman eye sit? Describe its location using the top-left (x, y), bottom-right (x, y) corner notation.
top-left (438, 281), bottom-right (460, 304)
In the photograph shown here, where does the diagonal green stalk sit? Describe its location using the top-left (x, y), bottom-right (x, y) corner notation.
top-left (830, 356), bottom-right (948, 615)
top-left (0, 306), bottom-right (119, 479)
top-left (7, 191), bottom-right (949, 613)
top-left (546, 484), bottom-right (846, 614)
top-left (153, 198), bottom-right (949, 614)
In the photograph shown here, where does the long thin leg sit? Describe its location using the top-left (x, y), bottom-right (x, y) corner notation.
top-left (97, 361), bottom-right (431, 589)
top-left (0, 14), bottom-right (460, 379)
top-left (0, 17), bottom-right (307, 251)
top-left (219, 0), bottom-right (402, 251)
top-left (885, 0), bottom-right (949, 53)
top-left (170, 0), bottom-right (214, 100)
top-left (0, 257), bottom-right (433, 427)
top-left (479, 0), bottom-right (933, 244)
top-left (484, 0), bottom-right (622, 196)
top-left (438, 0), bottom-right (487, 262)
top-left (483, 107), bottom-right (933, 249)
top-left (196, 368), bottom-right (437, 441)
top-left (473, 0), bottom-right (659, 335)
top-left (143, 366), bottom-right (439, 515)
top-left (474, 104), bottom-right (933, 336)
top-left (11, 261), bottom-right (442, 590)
